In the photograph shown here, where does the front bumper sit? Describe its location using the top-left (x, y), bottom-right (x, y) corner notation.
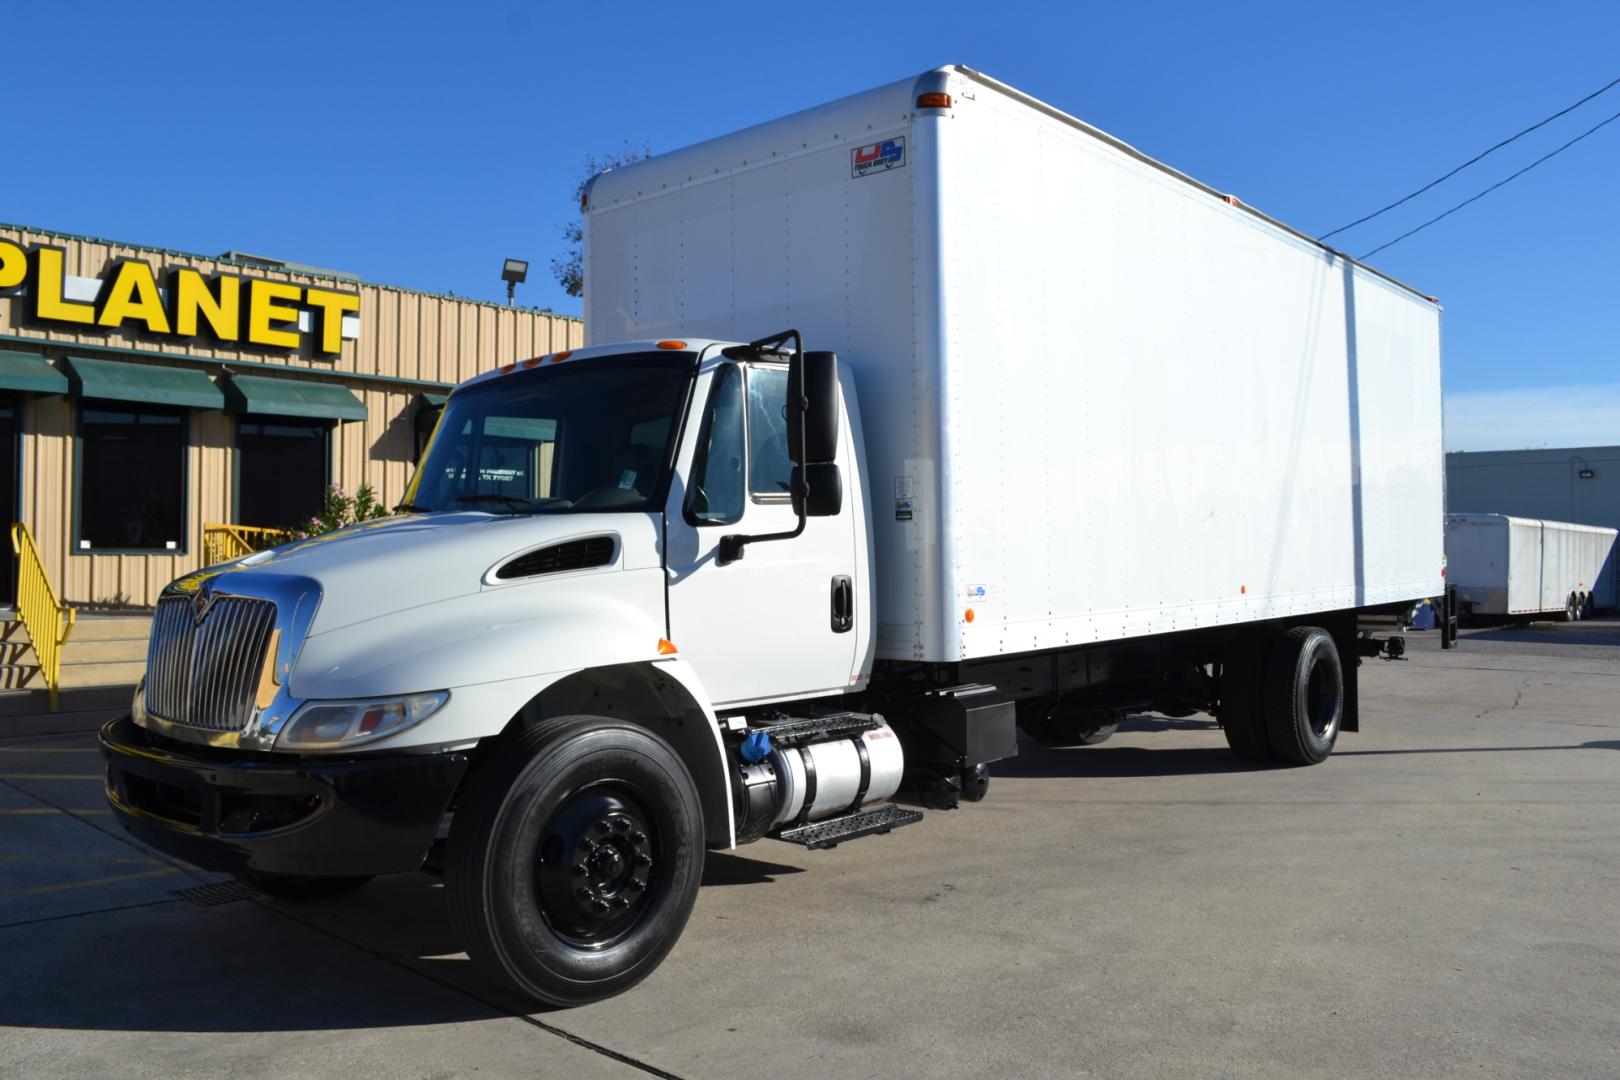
top-left (99, 715), bottom-right (470, 877)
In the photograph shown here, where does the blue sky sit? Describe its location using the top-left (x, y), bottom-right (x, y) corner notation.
top-left (7, 1), bottom-right (1617, 449)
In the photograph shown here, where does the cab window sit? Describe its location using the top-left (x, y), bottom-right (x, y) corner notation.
top-left (687, 365), bottom-right (745, 524)
top-left (747, 366), bottom-right (793, 498)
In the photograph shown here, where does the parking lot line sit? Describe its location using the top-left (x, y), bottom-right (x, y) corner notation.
top-left (0, 867), bottom-right (181, 901)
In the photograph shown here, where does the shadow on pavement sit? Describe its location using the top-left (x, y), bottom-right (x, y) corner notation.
top-left (0, 873), bottom-right (499, 1032)
top-left (1337, 740), bottom-right (1620, 756)
top-left (998, 744), bottom-right (1273, 779)
top-left (701, 851), bottom-right (805, 886)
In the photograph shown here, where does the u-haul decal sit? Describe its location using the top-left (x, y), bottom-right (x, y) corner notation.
top-left (851, 137), bottom-right (905, 178)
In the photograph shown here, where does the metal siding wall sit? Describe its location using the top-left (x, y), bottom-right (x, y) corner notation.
top-left (1, 225), bottom-right (580, 607)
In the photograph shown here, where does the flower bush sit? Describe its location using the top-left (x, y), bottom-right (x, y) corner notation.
top-left (289, 483), bottom-right (392, 539)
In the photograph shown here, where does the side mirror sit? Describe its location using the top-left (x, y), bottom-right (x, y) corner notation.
top-left (787, 351), bottom-right (839, 465)
top-left (791, 463), bottom-right (842, 518)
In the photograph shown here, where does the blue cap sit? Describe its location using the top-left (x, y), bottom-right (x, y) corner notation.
top-left (740, 730), bottom-right (773, 764)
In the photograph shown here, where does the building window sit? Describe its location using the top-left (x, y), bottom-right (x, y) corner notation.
top-left (78, 403), bottom-right (186, 553)
top-left (237, 416), bottom-right (330, 530)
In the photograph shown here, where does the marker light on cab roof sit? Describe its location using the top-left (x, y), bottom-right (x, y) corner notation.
top-left (656, 340), bottom-right (687, 350)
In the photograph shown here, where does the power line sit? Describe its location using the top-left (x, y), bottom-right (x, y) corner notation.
top-left (1358, 105), bottom-right (1620, 260)
top-left (1320, 74), bottom-right (1620, 241)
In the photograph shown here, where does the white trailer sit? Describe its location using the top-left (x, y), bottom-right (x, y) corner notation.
top-left (103, 66), bottom-right (1454, 1009)
top-left (586, 65), bottom-right (1446, 660)
top-left (1446, 513), bottom-right (1616, 619)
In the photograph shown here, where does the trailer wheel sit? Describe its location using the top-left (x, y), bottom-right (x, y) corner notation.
top-left (1264, 627), bottom-right (1343, 766)
top-left (447, 715), bottom-right (704, 1007)
top-left (1583, 593), bottom-right (1595, 619)
top-left (1218, 631), bottom-right (1274, 762)
top-left (1565, 593), bottom-right (1579, 622)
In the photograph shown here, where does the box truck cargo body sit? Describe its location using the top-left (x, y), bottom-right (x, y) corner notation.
top-left (586, 66), bottom-right (1446, 664)
top-left (102, 66), bottom-right (1454, 1008)
top-left (1446, 513), bottom-right (1616, 618)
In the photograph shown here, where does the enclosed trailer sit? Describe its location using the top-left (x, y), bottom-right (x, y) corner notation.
top-left (1446, 513), bottom-right (1616, 618)
top-left (586, 65), bottom-right (1447, 661)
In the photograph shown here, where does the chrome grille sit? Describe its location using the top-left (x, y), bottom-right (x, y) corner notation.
top-left (146, 595), bottom-right (279, 732)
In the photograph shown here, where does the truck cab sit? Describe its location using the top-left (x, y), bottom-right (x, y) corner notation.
top-left (102, 334), bottom-right (919, 1007)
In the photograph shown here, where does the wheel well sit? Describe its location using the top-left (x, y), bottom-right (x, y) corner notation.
top-left (465, 662), bottom-right (733, 849)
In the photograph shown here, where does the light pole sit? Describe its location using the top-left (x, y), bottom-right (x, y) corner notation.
top-left (501, 258), bottom-right (529, 305)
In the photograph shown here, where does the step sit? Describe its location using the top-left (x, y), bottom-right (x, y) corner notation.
top-left (775, 804), bottom-right (924, 850)
top-left (67, 615), bottom-right (154, 642)
top-left (0, 662), bottom-right (41, 691)
top-left (59, 659), bottom-right (145, 689)
top-left (63, 637), bottom-right (149, 664)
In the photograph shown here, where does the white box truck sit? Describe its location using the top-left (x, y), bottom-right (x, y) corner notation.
top-left (101, 66), bottom-right (1453, 1006)
top-left (1446, 512), bottom-right (1616, 619)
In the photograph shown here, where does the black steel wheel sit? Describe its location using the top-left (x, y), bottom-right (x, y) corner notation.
top-left (447, 715), bottom-right (703, 1007)
top-left (1263, 626), bottom-right (1344, 766)
top-left (237, 871), bottom-right (372, 902)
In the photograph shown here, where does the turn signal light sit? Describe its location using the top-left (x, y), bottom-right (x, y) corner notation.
top-left (520, 356), bottom-right (543, 368)
top-left (657, 638), bottom-right (679, 655)
top-left (656, 340), bottom-right (687, 350)
top-left (551, 349), bottom-right (574, 362)
top-left (917, 92), bottom-right (952, 109)
top-left (499, 362), bottom-right (517, 374)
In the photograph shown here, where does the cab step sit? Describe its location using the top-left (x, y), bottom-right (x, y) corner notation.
top-left (775, 803), bottom-right (923, 850)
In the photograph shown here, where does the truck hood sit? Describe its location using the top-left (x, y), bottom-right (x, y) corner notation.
top-left (178, 512), bottom-right (660, 637)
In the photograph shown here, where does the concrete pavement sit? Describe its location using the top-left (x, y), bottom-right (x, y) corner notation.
top-left (2, 622), bottom-right (1617, 1078)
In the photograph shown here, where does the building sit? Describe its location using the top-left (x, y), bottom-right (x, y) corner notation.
top-left (1446, 445), bottom-right (1620, 609)
top-left (0, 221), bottom-right (580, 609)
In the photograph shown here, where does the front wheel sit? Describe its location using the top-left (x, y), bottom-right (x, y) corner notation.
top-left (446, 716), bottom-right (704, 1007)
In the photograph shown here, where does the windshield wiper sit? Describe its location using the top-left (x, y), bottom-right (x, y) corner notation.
top-left (456, 493), bottom-right (533, 513)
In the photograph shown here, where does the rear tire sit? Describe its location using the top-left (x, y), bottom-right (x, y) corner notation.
top-left (1219, 631), bottom-right (1275, 762)
top-left (1565, 593), bottom-right (1578, 622)
top-left (446, 715), bottom-right (705, 1007)
top-left (1263, 626), bottom-right (1343, 766)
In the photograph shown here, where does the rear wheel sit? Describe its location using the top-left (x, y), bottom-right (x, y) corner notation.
top-left (1565, 593), bottom-right (1579, 622)
top-left (447, 715), bottom-right (704, 1007)
top-left (1219, 631), bottom-right (1274, 762)
top-left (1263, 626), bottom-right (1343, 766)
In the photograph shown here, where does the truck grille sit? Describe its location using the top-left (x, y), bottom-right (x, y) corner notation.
top-left (145, 595), bottom-right (279, 732)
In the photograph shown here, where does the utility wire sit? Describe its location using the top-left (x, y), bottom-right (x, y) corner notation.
top-left (1320, 74), bottom-right (1620, 241)
top-left (1358, 105), bottom-right (1620, 260)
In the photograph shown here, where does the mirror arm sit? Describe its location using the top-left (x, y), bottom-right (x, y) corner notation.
top-left (720, 331), bottom-right (808, 564)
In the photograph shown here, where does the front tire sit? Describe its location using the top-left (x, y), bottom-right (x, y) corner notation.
top-left (447, 715), bottom-right (705, 1007)
top-left (1264, 626), bottom-right (1344, 766)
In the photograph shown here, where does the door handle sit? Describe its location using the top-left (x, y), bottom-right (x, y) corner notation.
top-left (831, 575), bottom-right (853, 633)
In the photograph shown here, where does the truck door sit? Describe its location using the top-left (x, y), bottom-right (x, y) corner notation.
top-left (664, 360), bottom-right (859, 706)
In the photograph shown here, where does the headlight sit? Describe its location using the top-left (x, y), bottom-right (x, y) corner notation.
top-left (276, 691), bottom-right (449, 750)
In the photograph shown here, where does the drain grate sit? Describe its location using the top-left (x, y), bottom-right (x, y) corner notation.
top-left (171, 880), bottom-right (257, 907)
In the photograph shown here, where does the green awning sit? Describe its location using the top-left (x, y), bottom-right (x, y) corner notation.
top-left (65, 355), bottom-right (224, 409)
top-left (223, 374), bottom-right (368, 422)
top-left (0, 350), bottom-right (70, 395)
top-left (418, 392), bottom-right (448, 408)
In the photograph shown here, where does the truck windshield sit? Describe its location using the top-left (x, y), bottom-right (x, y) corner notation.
top-left (407, 355), bottom-right (692, 514)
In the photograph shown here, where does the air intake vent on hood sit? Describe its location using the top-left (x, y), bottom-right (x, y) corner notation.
top-left (496, 536), bottom-right (616, 580)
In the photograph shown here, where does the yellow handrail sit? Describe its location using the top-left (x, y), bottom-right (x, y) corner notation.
top-left (203, 523), bottom-right (295, 566)
top-left (10, 523), bottom-right (76, 711)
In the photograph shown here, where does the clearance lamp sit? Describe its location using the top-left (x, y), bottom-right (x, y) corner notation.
top-left (501, 258), bottom-right (529, 305)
